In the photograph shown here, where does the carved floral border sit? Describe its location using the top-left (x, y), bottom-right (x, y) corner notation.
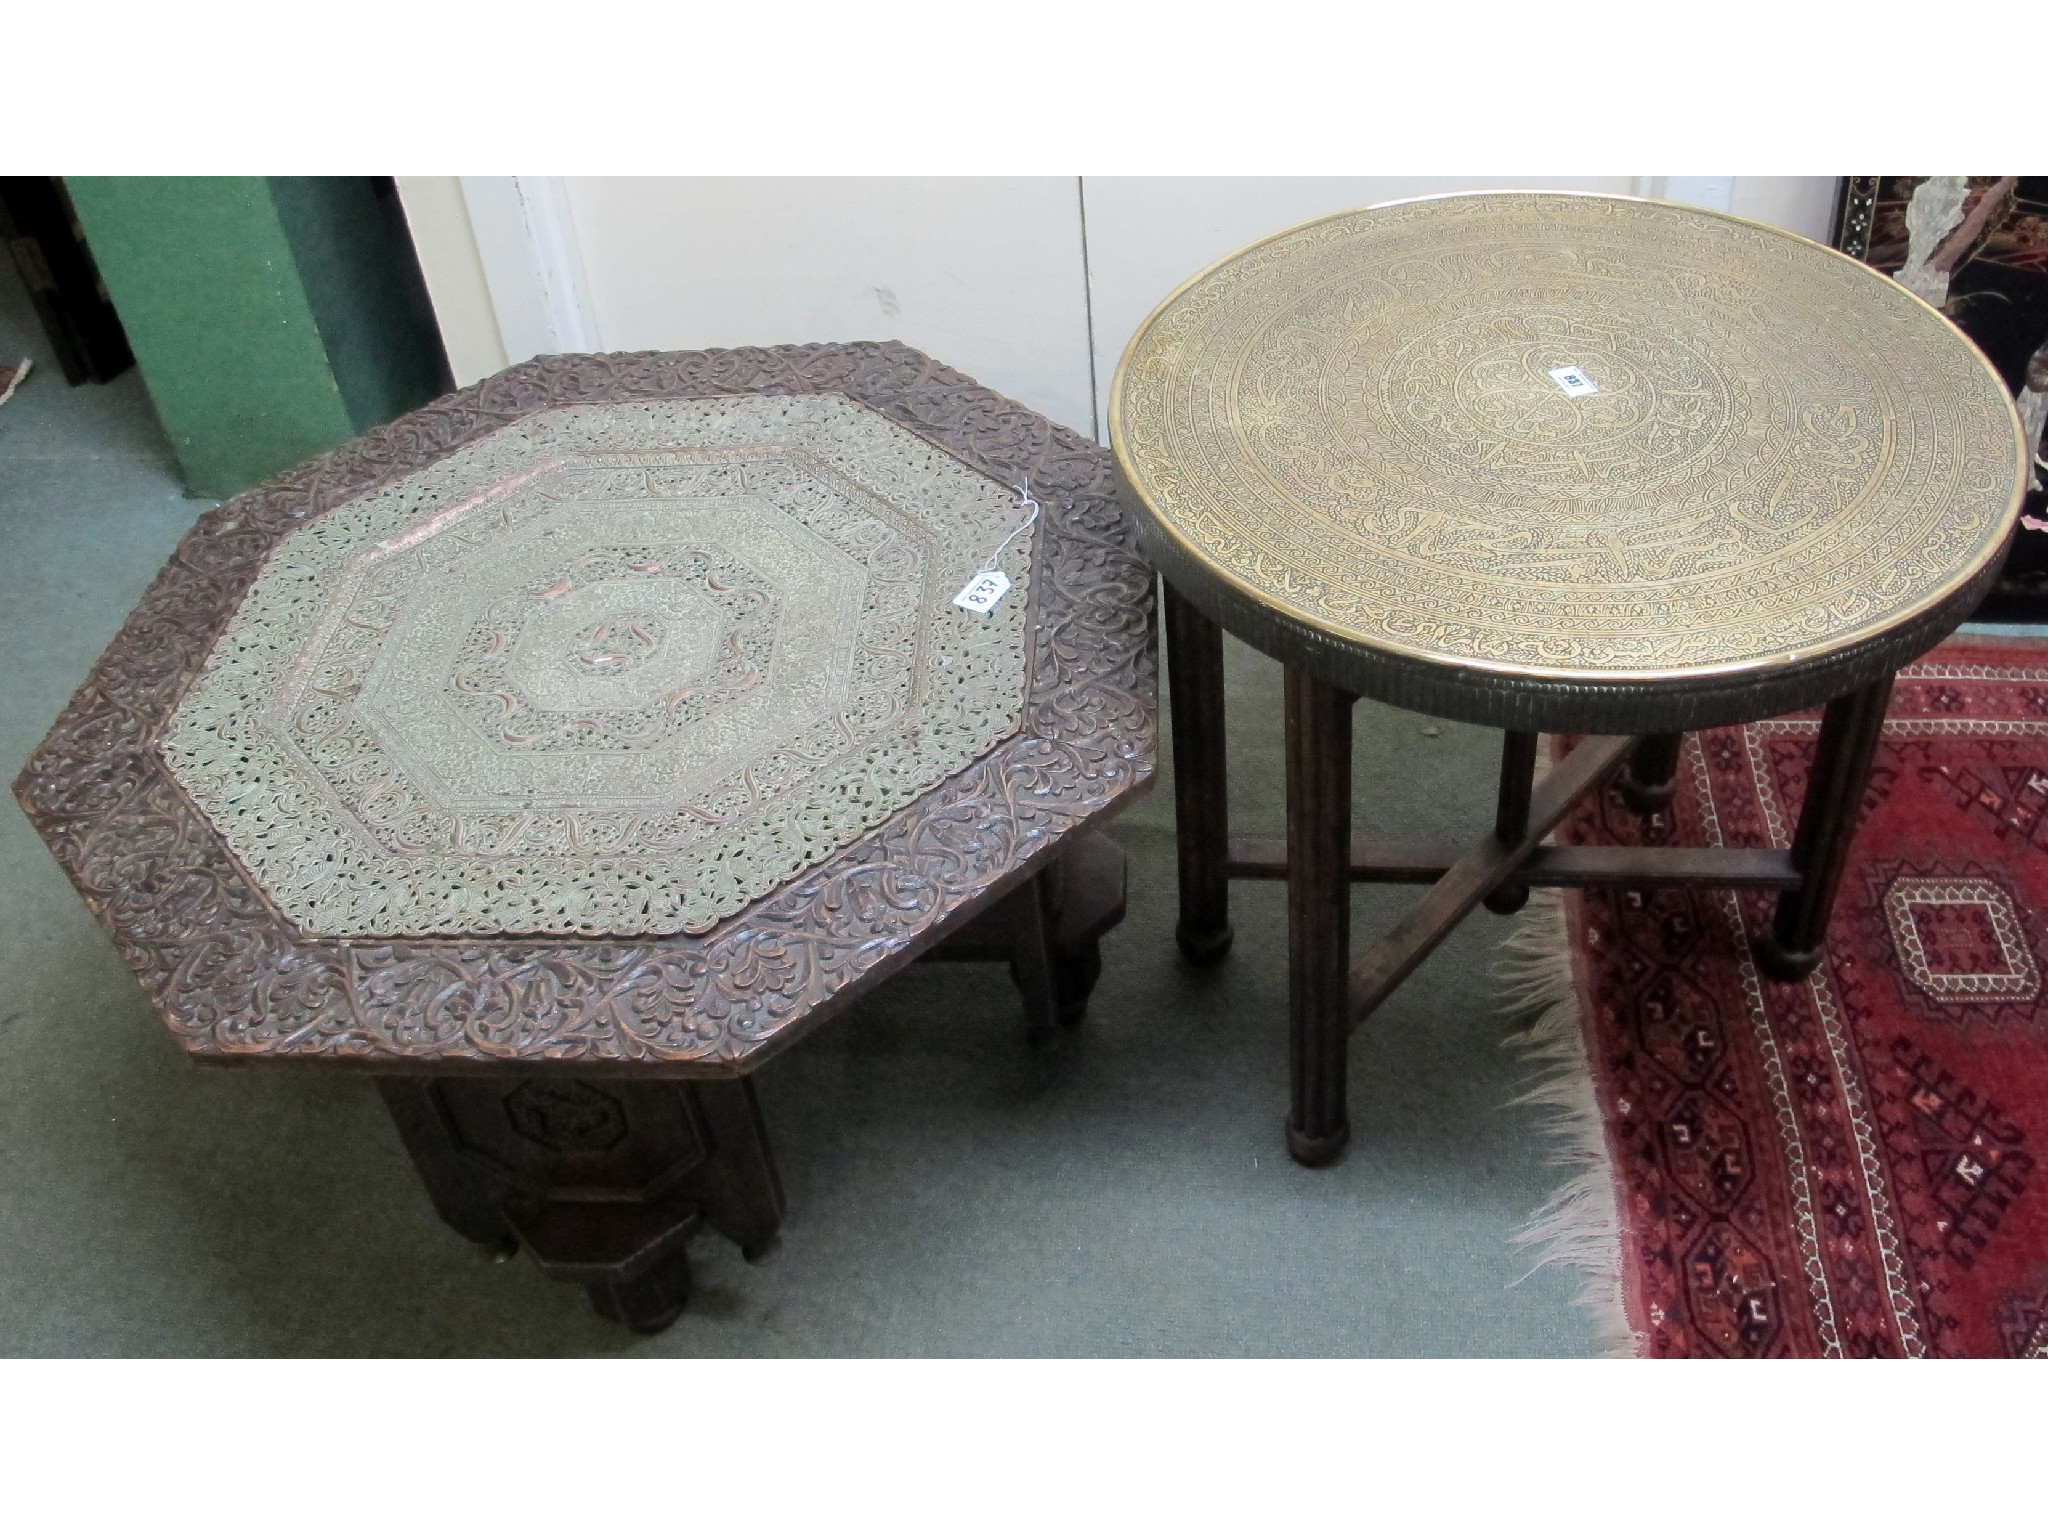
top-left (13, 343), bottom-right (1158, 1073)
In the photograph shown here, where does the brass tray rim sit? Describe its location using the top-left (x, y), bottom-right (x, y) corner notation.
top-left (1108, 187), bottom-right (2029, 691)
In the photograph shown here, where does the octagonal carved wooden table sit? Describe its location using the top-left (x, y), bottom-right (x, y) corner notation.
top-left (16, 342), bottom-right (1156, 1330)
top-left (1111, 192), bottom-right (2027, 1168)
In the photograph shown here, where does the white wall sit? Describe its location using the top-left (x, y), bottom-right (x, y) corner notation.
top-left (400, 175), bottom-right (1842, 442)
top-left (566, 177), bottom-right (1096, 436)
top-left (394, 176), bottom-right (507, 386)
top-left (1726, 177), bottom-right (1840, 244)
top-left (401, 176), bottom-right (1097, 435)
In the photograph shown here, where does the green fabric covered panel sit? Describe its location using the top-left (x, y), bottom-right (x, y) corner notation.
top-left (266, 177), bottom-right (450, 434)
top-left (64, 178), bottom-right (450, 500)
top-left (65, 177), bottom-right (355, 498)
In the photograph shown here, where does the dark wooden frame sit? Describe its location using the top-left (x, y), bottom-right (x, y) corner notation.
top-left (1164, 586), bottom-right (1902, 1167)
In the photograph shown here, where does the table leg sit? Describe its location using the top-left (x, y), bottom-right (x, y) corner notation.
top-left (1164, 581), bottom-right (1233, 964)
top-left (927, 829), bottom-right (1126, 1032)
top-left (690, 1080), bottom-right (787, 1265)
top-left (1285, 665), bottom-right (1355, 1167)
top-left (1481, 730), bottom-right (1540, 915)
top-left (1039, 836), bottom-right (1121, 1027)
top-left (1618, 732), bottom-right (1685, 814)
top-left (377, 1077), bottom-right (516, 1256)
top-left (1008, 866), bottom-right (1065, 1051)
top-left (1755, 673), bottom-right (1896, 982)
top-left (377, 1073), bottom-right (785, 1333)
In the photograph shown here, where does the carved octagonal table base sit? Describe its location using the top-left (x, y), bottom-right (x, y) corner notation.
top-left (373, 832), bottom-right (1123, 1330)
top-left (379, 1074), bottom-right (782, 1333)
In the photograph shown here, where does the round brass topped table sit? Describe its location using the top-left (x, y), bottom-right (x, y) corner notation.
top-left (1111, 191), bottom-right (2028, 1166)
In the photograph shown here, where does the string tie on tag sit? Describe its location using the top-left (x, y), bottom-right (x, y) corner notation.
top-left (978, 479), bottom-right (1041, 573)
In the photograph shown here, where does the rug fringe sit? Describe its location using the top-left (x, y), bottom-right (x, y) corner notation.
top-left (1497, 889), bottom-right (1646, 1357)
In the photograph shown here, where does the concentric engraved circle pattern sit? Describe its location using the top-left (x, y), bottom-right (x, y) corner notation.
top-left (1112, 193), bottom-right (2026, 692)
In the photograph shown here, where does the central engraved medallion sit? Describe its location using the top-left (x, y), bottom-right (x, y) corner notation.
top-left (566, 612), bottom-right (668, 677)
top-left (452, 553), bottom-right (775, 755)
top-left (1455, 341), bottom-right (1642, 444)
top-left (1385, 312), bottom-right (1738, 500)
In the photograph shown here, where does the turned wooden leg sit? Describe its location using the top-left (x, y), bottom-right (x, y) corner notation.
top-left (1755, 674), bottom-right (1895, 982)
top-left (377, 1072), bottom-right (786, 1333)
top-left (1008, 866), bottom-right (1066, 1052)
top-left (1054, 940), bottom-right (1105, 1025)
top-left (1165, 581), bottom-right (1233, 965)
top-left (1007, 857), bottom-right (1113, 1044)
top-left (1482, 730), bottom-right (1540, 916)
top-left (1285, 665), bottom-right (1355, 1167)
top-left (1043, 831), bottom-right (1123, 1024)
top-left (1618, 732), bottom-right (1685, 814)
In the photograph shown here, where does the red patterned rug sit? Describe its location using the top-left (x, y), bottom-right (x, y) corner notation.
top-left (1511, 637), bottom-right (2048, 1357)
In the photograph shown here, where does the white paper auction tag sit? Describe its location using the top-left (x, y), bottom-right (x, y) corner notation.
top-left (953, 569), bottom-right (1013, 614)
top-left (1548, 365), bottom-right (1599, 397)
top-left (953, 480), bottom-right (1039, 614)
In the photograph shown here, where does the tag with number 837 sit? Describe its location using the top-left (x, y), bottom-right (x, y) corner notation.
top-left (953, 570), bottom-right (1012, 615)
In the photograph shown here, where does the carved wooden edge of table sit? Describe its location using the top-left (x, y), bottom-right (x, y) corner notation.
top-left (12, 342), bottom-right (1158, 1328)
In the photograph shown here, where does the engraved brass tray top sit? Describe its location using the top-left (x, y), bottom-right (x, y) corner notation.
top-left (14, 345), bottom-right (1157, 1071)
top-left (1111, 192), bottom-right (2029, 731)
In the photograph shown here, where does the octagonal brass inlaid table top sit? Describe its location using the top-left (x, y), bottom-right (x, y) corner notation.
top-left (1112, 191), bottom-right (2029, 731)
top-left (15, 343), bottom-right (1157, 1074)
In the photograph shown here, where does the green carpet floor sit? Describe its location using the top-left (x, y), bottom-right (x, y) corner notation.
top-left (0, 260), bottom-right (1598, 1355)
